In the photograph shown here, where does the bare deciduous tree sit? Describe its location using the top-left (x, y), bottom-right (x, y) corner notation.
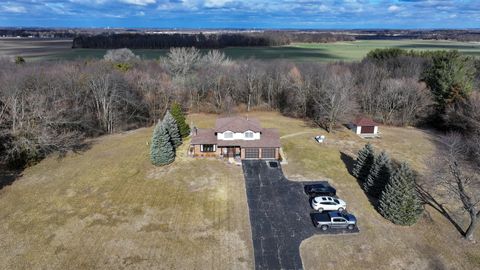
top-left (201, 50), bottom-right (231, 67)
top-left (377, 78), bottom-right (431, 125)
top-left (311, 65), bottom-right (357, 132)
top-left (422, 133), bottom-right (480, 241)
top-left (164, 47), bottom-right (201, 78)
top-left (104, 48), bottom-right (139, 62)
top-left (125, 70), bottom-right (173, 123)
top-left (444, 91), bottom-right (480, 134)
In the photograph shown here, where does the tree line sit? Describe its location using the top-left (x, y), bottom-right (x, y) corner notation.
top-left (72, 33), bottom-right (288, 49)
top-left (71, 31), bottom-right (357, 49)
top-left (4, 28), bottom-right (480, 42)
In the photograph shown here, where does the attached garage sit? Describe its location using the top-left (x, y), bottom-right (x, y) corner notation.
top-left (261, 148), bottom-right (276, 159)
top-left (245, 148), bottom-right (260, 159)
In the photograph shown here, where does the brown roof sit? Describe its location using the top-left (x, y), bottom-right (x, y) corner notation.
top-left (215, 117), bottom-right (262, 133)
top-left (190, 128), bottom-right (217, 145)
top-left (352, 117), bottom-right (378, 126)
top-left (217, 129), bottom-right (281, 148)
top-left (191, 128), bottom-right (281, 148)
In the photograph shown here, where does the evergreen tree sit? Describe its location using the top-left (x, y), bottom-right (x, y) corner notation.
top-left (422, 50), bottom-right (475, 111)
top-left (15, 56), bottom-right (25, 64)
top-left (379, 162), bottom-right (423, 226)
top-left (352, 143), bottom-right (375, 183)
top-left (364, 151), bottom-right (392, 198)
top-left (163, 110), bottom-right (182, 148)
top-left (150, 121), bottom-right (175, 166)
top-left (171, 102), bottom-right (190, 138)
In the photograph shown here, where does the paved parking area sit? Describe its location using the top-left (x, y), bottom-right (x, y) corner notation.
top-left (242, 160), bottom-right (358, 270)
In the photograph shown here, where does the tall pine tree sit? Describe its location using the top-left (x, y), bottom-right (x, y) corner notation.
top-left (379, 162), bottom-right (423, 226)
top-left (163, 110), bottom-right (182, 148)
top-left (171, 102), bottom-right (190, 138)
top-left (422, 51), bottom-right (475, 111)
top-left (352, 143), bottom-right (375, 183)
top-left (150, 121), bottom-right (175, 166)
top-left (364, 151), bottom-right (392, 198)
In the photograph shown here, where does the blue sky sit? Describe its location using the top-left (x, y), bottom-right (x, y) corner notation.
top-left (0, 0), bottom-right (479, 29)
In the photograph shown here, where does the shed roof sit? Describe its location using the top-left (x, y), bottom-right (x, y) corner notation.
top-left (352, 117), bottom-right (378, 126)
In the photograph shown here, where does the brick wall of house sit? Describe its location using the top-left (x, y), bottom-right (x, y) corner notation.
top-left (192, 144), bottom-right (220, 158)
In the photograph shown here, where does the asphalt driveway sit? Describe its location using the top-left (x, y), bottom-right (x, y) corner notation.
top-left (242, 160), bottom-right (358, 270)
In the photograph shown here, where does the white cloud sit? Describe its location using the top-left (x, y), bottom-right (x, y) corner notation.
top-left (388, 5), bottom-right (401, 12)
top-left (318, 4), bottom-right (329, 12)
top-left (2, 4), bottom-right (27, 13)
top-left (204, 0), bottom-right (233, 8)
top-left (120, 0), bottom-right (156, 6)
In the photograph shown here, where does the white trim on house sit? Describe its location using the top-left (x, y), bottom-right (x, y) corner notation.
top-left (217, 130), bottom-right (261, 140)
top-left (200, 144), bottom-right (216, 152)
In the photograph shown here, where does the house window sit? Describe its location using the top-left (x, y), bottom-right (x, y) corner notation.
top-left (244, 131), bottom-right (254, 139)
top-left (201, 144), bottom-right (216, 152)
top-left (224, 131), bottom-right (233, 139)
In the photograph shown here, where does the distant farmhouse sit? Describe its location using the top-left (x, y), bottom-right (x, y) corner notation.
top-left (189, 117), bottom-right (281, 160)
top-left (350, 117), bottom-right (379, 137)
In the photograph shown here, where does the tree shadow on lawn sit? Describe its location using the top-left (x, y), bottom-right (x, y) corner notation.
top-left (0, 167), bottom-right (22, 190)
top-left (339, 151), bottom-right (382, 211)
top-left (415, 134), bottom-right (469, 238)
top-left (341, 147), bottom-right (467, 238)
top-left (0, 141), bottom-right (91, 191)
top-left (416, 183), bottom-right (466, 237)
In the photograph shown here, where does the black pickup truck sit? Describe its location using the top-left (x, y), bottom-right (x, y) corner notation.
top-left (311, 211), bottom-right (357, 230)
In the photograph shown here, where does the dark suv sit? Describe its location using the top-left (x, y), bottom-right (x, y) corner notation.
top-left (304, 183), bottom-right (336, 197)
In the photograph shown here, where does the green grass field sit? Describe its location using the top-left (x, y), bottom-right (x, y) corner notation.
top-left (1, 38), bottom-right (479, 62)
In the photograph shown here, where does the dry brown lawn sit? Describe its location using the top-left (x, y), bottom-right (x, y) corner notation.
top-left (0, 127), bottom-right (253, 269)
top-left (191, 111), bottom-right (480, 269)
top-left (245, 111), bottom-right (480, 270)
top-left (1, 111), bottom-right (479, 270)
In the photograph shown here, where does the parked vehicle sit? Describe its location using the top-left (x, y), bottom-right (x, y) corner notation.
top-left (304, 183), bottom-right (336, 197)
top-left (311, 211), bottom-right (357, 230)
top-left (311, 196), bottom-right (347, 212)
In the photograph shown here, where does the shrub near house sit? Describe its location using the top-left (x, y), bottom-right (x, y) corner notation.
top-left (150, 110), bottom-right (182, 166)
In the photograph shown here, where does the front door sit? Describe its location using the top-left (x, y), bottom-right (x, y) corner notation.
top-left (227, 147), bottom-right (235, 158)
top-left (223, 147), bottom-right (237, 158)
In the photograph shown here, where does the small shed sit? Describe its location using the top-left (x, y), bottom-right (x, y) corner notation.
top-left (351, 117), bottom-right (379, 137)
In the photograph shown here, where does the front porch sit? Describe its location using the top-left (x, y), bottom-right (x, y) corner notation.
top-left (187, 144), bottom-right (242, 163)
top-left (219, 146), bottom-right (241, 159)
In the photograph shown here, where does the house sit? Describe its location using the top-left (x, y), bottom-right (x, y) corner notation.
top-left (189, 116), bottom-right (281, 160)
top-left (350, 117), bottom-right (379, 137)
